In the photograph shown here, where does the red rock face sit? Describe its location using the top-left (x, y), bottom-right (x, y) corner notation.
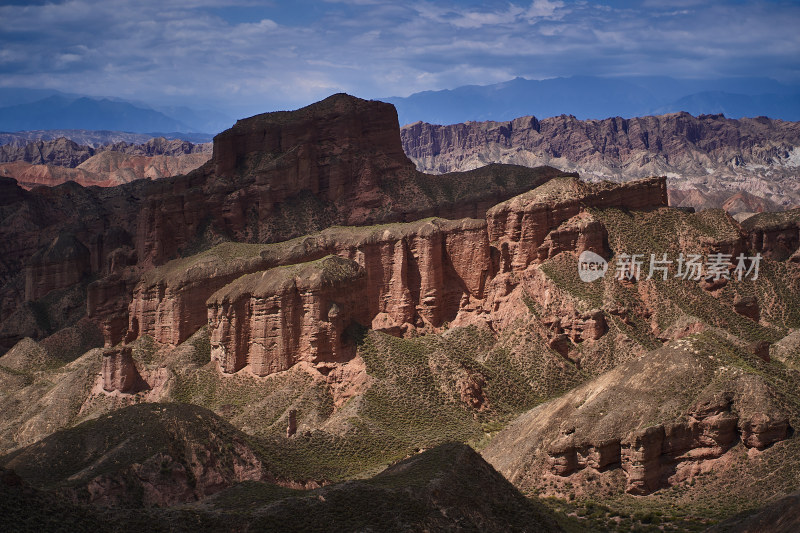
top-left (746, 217), bottom-right (800, 260)
top-left (213, 93), bottom-right (411, 208)
top-left (24, 233), bottom-right (91, 301)
top-left (102, 346), bottom-right (146, 393)
top-left (207, 256), bottom-right (371, 376)
top-left (127, 217), bottom-right (490, 349)
top-left (545, 389), bottom-right (789, 495)
top-left (0, 94), bottom-right (571, 355)
top-left (487, 177), bottom-right (666, 271)
top-left (196, 177), bottom-right (663, 378)
top-left (200, 219), bottom-right (491, 375)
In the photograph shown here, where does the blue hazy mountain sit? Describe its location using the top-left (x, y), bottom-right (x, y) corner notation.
top-left (386, 76), bottom-right (800, 125)
top-left (0, 95), bottom-right (193, 133)
top-left (0, 93), bottom-right (235, 134)
top-left (652, 91), bottom-right (800, 121)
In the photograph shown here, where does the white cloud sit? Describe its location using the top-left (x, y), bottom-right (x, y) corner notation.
top-left (0, 0), bottom-right (797, 113)
top-left (524, 0), bottom-right (564, 19)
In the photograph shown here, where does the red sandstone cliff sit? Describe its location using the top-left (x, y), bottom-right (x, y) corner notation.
top-left (122, 176), bottom-right (666, 378)
top-left (127, 217), bottom-right (490, 348)
top-left (0, 93), bottom-right (567, 353)
top-left (207, 256), bottom-right (370, 375)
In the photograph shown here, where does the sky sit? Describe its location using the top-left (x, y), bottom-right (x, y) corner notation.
top-left (1, 0), bottom-right (799, 116)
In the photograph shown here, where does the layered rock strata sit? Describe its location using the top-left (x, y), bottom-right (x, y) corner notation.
top-left (133, 175), bottom-right (666, 376)
top-left (129, 217), bottom-right (491, 347)
top-left (207, 256), bottom-right (370, 375)
top-left (1, 93), bottom-right (569, 354)
top-left (401, 113), bottom-right (800, 212)
top-left (486, 177), bottom-right (666, 270)
top-left (483, 341), bottom-right (791, 497)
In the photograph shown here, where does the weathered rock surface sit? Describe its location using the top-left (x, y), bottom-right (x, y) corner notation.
top-left (127, 176), bottom-right (663, 373)
top-left (486, 176), bottom-right (665, 270)
top-left (101, 345), bottom-right (146, 393)
top-left (127, 217), bottom-right (490, 347)
top-left (401, 113), bottom-right (800, 213)
top-left (743, 208), bottom-right (800, 260)
top-left (25, 233), bottom-right (91, 302)
top-left (482, 337), bottom-right (791, 496)
top-left (208, 256), bottom-right (370, 375)
top-left (0, 93), bottom-right (566, 354)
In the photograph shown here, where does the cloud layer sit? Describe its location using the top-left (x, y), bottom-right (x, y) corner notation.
top-left (0, 0), bottom-right (798, 114)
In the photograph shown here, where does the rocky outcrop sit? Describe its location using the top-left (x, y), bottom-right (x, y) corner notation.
top-left (487, 176), bottom-right (666, 271)
top-left (543, 309), bottom-right (607, 344)
top-left (128, 217), bottom-right (491, 348)
top-left (213, 94), bottom-right (411, 206)
top-left (124, 176), bottom-right (663, 373)
top-left (200, 215), bottom-right (493, 375)
top-left (743, 209), bottom-right (800, 260)
top-left (24, 233), bottom-right (91, 301)
top-left (101, 346), bottom-right (146, 393)
top-left (208, 256), bottom-right (370, 375)
top-left (0, 93), bottom-right (570, 354)
top-left (544, 388), bottom-right (788, 495)
top-left (401, 113), bottom-right (800, 213)
top-left (482, 339), bottom-right (792, 497)
top-left (131, 175), bottom-right (661, 369)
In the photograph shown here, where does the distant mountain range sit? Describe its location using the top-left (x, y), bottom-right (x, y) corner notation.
top-left (386, 76), bottom-right (800, 126)
top-left (0, 89), bottom-right (234, 135)
top-left (3, 76), bottom-right (799, 139)
top-left (401, 111), bottom-right (800, 215)
top-left (0, 130), bottom-right (214, 147)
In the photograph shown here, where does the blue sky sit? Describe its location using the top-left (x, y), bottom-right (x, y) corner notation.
top-left (1, 0), bottom-right (798, 115)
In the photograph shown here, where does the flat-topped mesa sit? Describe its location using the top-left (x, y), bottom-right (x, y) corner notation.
top-left (487, 176), bottom-right (668, 271)
top-left (213, 93), bottom-right (413, 205)
top-left (129, 96), bottom-right (566, 267)
top-left (207, 256), bottom-right (370, 375)
top-left (128, 217), bottom-right (490, 347)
